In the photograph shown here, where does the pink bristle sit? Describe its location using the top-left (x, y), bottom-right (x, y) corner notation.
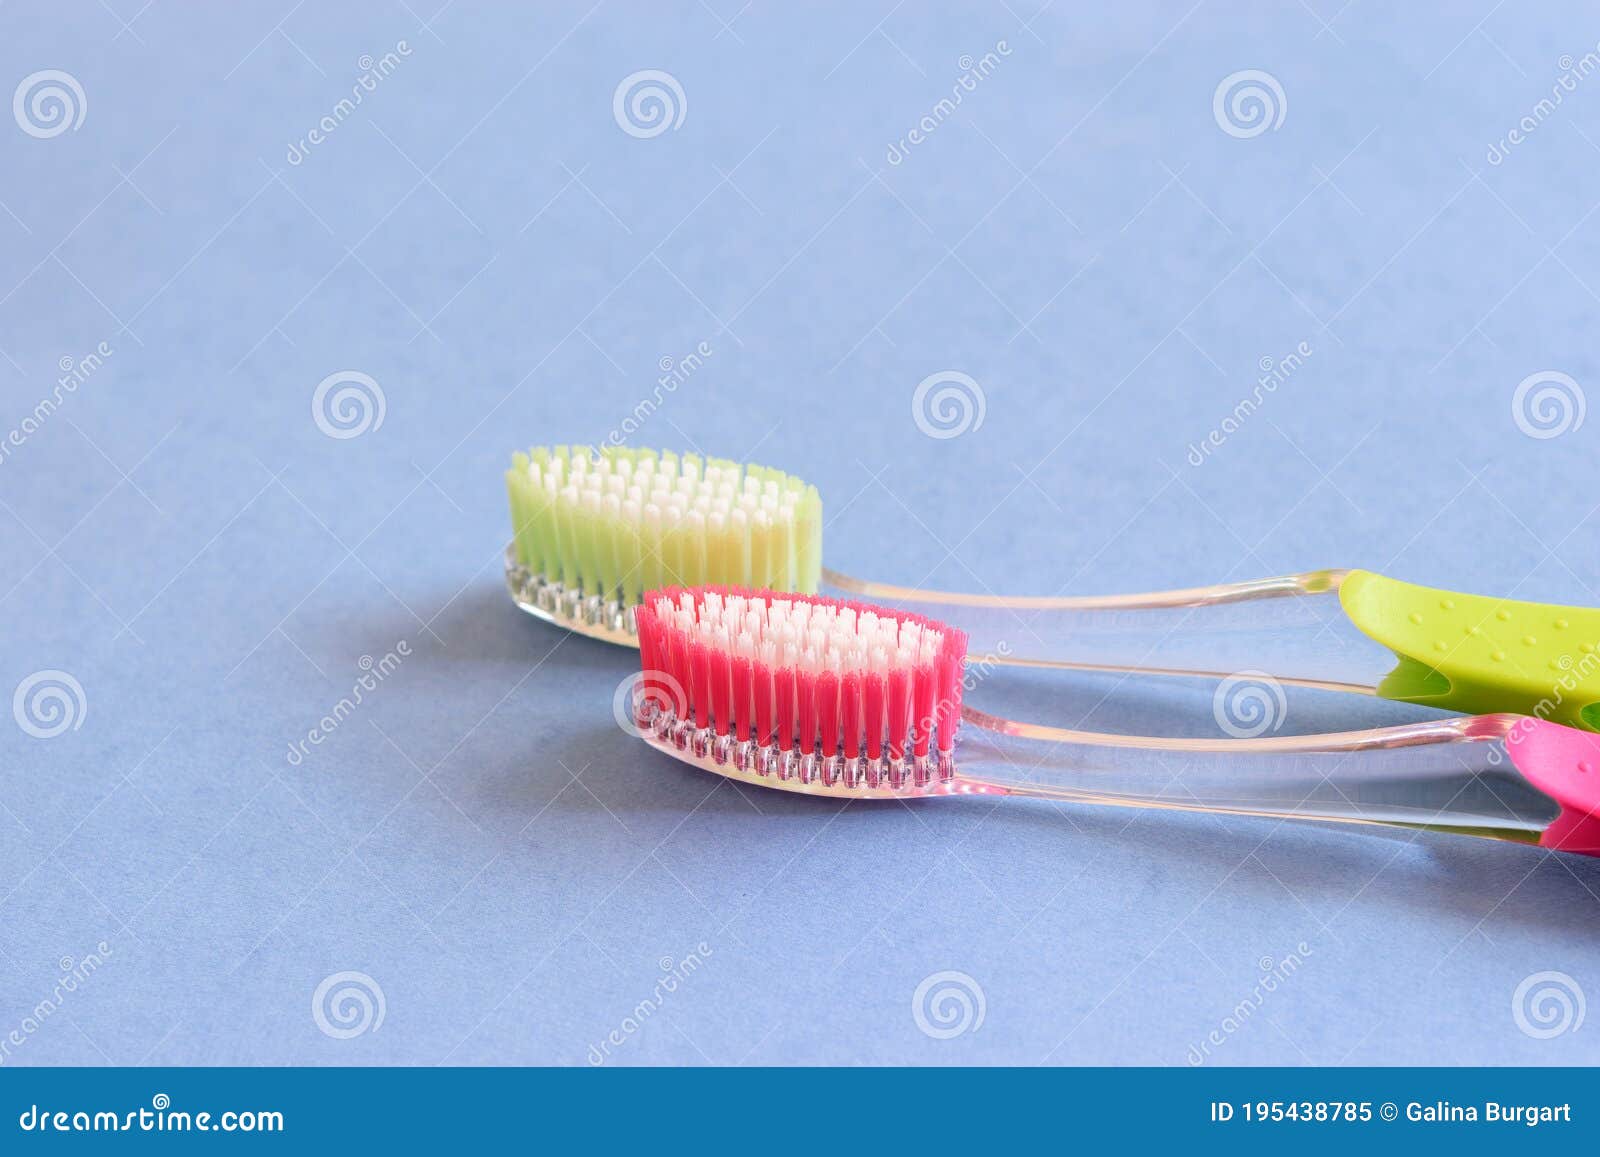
top-left (840, 671), bottom-right (861, 759)
top-left (817, 668), bottom-right (840, 757)
top-left (634, 585), bottom-right (967, 782)
top-left (709, 646), bottom-right (732, 736)
top-left (774, 664), bottom-right (797, 753)
top-left (863, 671), bottom-right (885, 762)
top-left (937, 631), bottom-right (966, 754)
top-left (690, 639), bottom-right (711, 731)
top-left (912, 655), bottom-right (936, 760)
top-left (665, 619), bottom-right (692, 712)
top-left (754, 657), bottom-right (775, 747)
top-left (886, 667), bottom-right (911, 761)
top-left (731, 652), bottom-right (754, 742)
top-left (797, 665), bottom-right (818, 756)
top-left (635, 605), bottom-right (659, 707)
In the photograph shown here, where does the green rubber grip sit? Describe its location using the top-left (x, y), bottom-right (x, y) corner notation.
top-left (1339, 570), bottom-right (1600, 732)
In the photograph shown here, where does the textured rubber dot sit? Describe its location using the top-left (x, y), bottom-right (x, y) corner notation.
top-left (1341, 570), bottom-right (1600, 732)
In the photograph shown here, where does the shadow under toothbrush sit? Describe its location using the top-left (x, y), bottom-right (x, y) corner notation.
top-left (966, 791), bottom-right (1600, 942)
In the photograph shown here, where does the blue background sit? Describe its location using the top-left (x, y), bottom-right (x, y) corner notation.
top-left (2, 0), bottom-right (1598, 1065)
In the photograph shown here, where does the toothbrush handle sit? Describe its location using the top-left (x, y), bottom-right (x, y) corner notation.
top-left (953, 709), bottom-right (1568, 848)
top-left (823, 567), bottom-right (1392, 690)
top-left (827, 568), bottom-right (1600, 732)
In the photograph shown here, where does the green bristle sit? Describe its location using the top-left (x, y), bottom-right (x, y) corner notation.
top-left (505, 470), bottom-right (528, 565)
top-left (683, 512), bottom-right (710, 586)
top-left (776, 508), bottom-right (797, 592)
top-left (794, 484), bottom-right (822, 594)
top-left (748, 509), bottom-right (775, 589)
top-left (639, 509), bottom-right (665, 594)
top-left (506, 455), bottom-right (532, 567)
top-left (661, 515), bottom-right (685, 587)
top-left (575, 496), bottom-right (605, 596)
top-left (602, 502), bottom-right (629, 599)
top-left (619, 517), bottom-right (645, 605)
top-left (505, 445), bottom-right (826, 610)
top-left (592, 502), bottom-right (614, 598)
top-left (528, 482), bottom-right (555, 578)
top-left (703, 513), bottom-right (730, 585)
top-left (552, 494), bottom-right (579, 590)
top-left (724, 512), bottom-right (752, 587)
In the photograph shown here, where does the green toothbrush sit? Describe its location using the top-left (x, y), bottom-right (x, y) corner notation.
top-left (505, 445), bottom-right (1600, 732)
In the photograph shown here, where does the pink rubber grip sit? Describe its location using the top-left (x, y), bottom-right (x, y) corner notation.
top-left (1505, 718), bottom-right (1600, 855)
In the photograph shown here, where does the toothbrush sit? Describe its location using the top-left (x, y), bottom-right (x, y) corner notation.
top-left (627, 585), bottom-right (1600, 856)
top-left (506, 445), bottom-right (1600, 732)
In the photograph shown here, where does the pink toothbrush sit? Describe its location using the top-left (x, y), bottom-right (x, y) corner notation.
top-left (628, 586), bottom-right (1600, 856)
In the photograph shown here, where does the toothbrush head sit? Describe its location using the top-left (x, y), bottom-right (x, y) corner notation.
top-left (506, 446), bottom-right (822, 646)
top-left (630, 585), bottom-right (969, 798)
